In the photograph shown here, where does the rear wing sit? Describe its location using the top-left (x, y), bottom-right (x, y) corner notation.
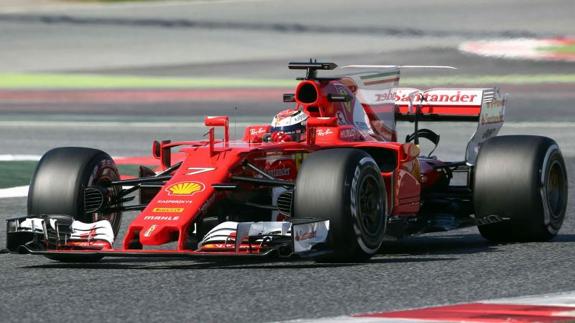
top-left (394, 87), bottom-right (507, 164)
top-left (395, 88), bottom-right (502, 122)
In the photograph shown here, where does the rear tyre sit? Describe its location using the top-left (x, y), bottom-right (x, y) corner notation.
top-left (294, 149), bottom-right (387, 262)
top-left (474, 136), bottom-right (568, 242)
top-left (28, 147), bottom-right (122, 262)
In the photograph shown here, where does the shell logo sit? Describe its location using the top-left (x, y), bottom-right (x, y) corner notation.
top-left (165, 181), bottom-right (205, 196)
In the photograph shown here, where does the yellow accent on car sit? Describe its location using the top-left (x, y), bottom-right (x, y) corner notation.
top-left (166, 181), bottom-right (204, 196)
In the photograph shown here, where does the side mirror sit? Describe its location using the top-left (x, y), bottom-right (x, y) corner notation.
top-left (327, 94), bottom-right (352, 102)
top-left (283, 94), bottom-right (295, 102)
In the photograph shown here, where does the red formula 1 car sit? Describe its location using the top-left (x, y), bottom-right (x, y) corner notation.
top-left (6, 61), bottom-right (568, 262)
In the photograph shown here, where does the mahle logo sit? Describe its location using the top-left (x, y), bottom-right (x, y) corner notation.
top-left (165, 181), bottom-right (204, 196)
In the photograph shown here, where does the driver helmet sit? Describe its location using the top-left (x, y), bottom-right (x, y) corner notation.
top-left (270, 109), bottom-right (308, 142)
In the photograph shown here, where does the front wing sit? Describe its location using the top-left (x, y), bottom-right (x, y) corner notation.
top-left (6, 215), bottom-right (330, 260)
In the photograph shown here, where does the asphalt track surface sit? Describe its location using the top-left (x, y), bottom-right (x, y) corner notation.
top-left (0, 1), bottom-right (574, 322)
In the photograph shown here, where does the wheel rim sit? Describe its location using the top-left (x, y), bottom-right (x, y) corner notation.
top-left (357, 174), bottom-right (384, 237)
top-left (546, 160), bottom-right (567, 222)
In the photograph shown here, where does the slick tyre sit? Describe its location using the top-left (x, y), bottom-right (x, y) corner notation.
top-left (28, 147), bottom-right (122, 262)
top-left (474, 136), bottom-right (568, 242)
top-left (294, 149), bottom-right (387, 262)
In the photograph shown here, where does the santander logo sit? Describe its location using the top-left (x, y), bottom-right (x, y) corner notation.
top-left (395, 89), bottom-right (483, 106)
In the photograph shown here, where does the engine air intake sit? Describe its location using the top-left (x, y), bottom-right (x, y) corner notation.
top-left (296, 83), bottom-right (318, 104)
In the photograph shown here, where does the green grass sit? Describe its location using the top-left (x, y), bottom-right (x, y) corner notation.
top-left (0, 161), bottom-right (36, 189)
top-left (0, 74), bottom-right (295, 89)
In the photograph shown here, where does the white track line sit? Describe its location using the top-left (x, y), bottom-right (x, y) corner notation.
top-left (0, 185), bottom-right (28, 199)
top-left (0, 154), bottom-right (41, 161)
top-left (0, 184), bottom-right (134, 199)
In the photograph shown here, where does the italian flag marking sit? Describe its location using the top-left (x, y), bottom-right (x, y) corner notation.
top-left (359, 71), bottom-right (400, 86)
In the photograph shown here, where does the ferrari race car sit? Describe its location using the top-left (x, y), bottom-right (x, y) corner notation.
top-left (6, 61), bottom-right (568, 262)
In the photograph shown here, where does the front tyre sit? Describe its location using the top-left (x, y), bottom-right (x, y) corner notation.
top-left (294, 149), bottom-right (387, 262)
top-left (28, 147), bottom-right (122, 262)
top-left (474, 136), bottom-right (568, 242)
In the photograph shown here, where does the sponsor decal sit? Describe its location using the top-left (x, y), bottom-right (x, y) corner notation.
top-left (165, 181), bottom-right (204, 196)
top-left (291, 111), bottom-right (308, 123)
top-left (481, 99), bottom-right (505, 124)
top-left (357, 88), bottom-right (397, 105)
top-left (157, 200), bottom-right (194, 204)
top-left (249, 127), bottom-right (267, 136)
top-left (292, 220), bottom-right (329, 253)
top-left (78, 228), bottom-right (98, 240)
top-left (316, 128), bottom-right (334, 137)
top-left (465, 89), bottom-right (505, 164)
top-left (295, 228), bottom-right (317, 241)
top-left (265, 159), bottom-right (296, 180)
top-left (143, 224), bottom-right (157, 237)
top-left (185, 167), bottom-right (215, 176)
top-left (339, 128), bottom-right (359, 140)
top-left (203, 243), bottom-right (233, 249)
top-left (373, 91), bottom-right (397, 103)
top-left (266, 167), bottom-right (290, 178)
top-left (272, 110), bottom-right (308, 127)
top-left (395, 89), bottom-right (482, 105)
top-left (152, 207), bottom-right (184, 213)
top-left (143, 215), bottom-right (180, 221)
